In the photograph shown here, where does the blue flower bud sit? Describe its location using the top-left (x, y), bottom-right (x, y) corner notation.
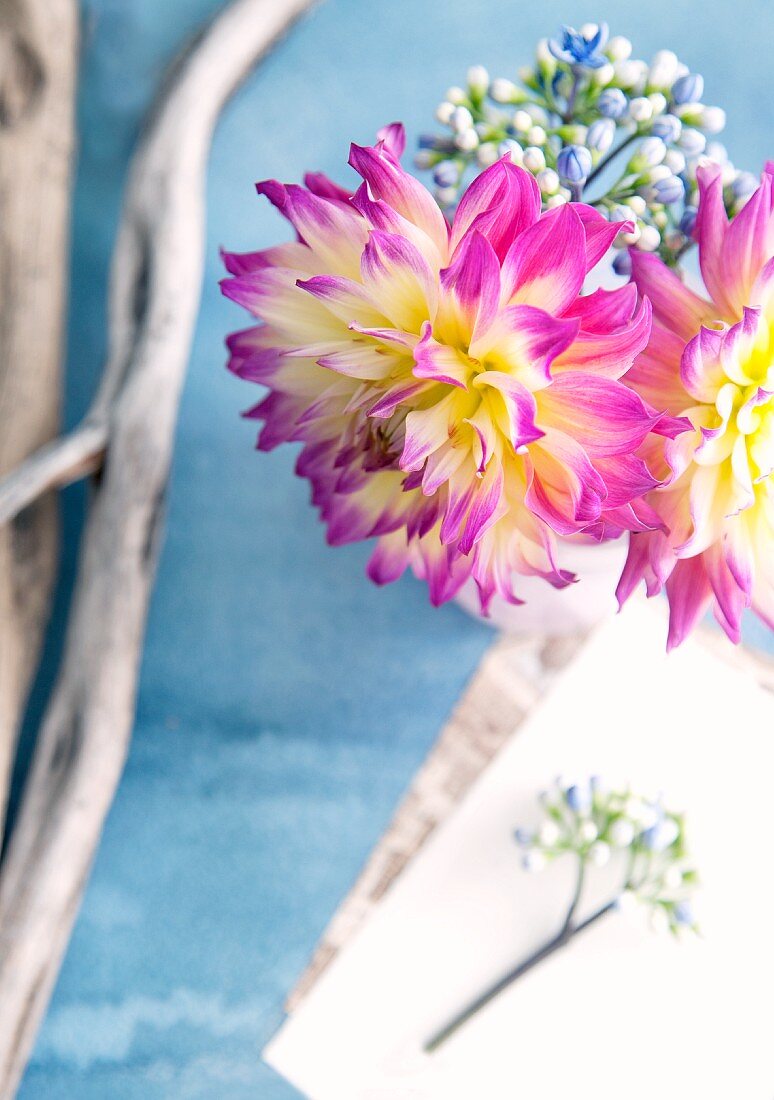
top-left (557, 144), bottom-right (592, 184)
top-left (671, 72), bottom-right (704, 106)
top-left (514, 827), bottom-right (533, 847)
top-left (674, 900), bottom-right (694, 925)
top-left (651, 114), bottom-right (682, 144)
top-left (597, 87), bottom-right (628, 118)
top-left (679, 205), bottom-right (698, 235)
top-left (652, 174), bottom-right (685, 205)
top-left (565, 782), bottom-right (591, 812)
top-left (678, 127), bottom-right (706, 156)
top-left (432, 160), bottom-right (459, 187)
top-left (586, 118), bottom-right (615, 154)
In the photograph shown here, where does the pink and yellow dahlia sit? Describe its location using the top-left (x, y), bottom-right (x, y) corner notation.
top-left (222, 124), bottom-right (680, 611)
top-left (619, 163), bottom-right (774, 647)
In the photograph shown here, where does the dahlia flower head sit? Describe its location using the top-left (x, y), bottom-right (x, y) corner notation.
top-left (222, 123), bottom-right (682, 613)
top-left (620, 162), bottom-right (774, 647)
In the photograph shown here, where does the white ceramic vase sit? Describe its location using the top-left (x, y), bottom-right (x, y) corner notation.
top-left (454, 535), bottom-right (629, 636)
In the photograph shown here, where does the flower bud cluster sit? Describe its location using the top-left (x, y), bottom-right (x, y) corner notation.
top-left (515, 777), bottom-right (699, 935)
top-left (417, 26), bottom-right (748, 268)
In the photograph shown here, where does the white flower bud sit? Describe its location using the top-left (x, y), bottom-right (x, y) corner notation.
top-left (619, 223), bottom-right (641, 246)
top-left (625, 195), bottom-right (647, 216)
top-left (536, 38), bottom-right (554, 67)
top-left (615, 59), bottom-right (647, 90)
top-left (537, 167), bottom-right (560, 195)
top-left (513, 109), bottom-right (532, 133)
top-left (648, 164), bottom-right (672, 183)
top-left (720, 161), bottom-right (736, 186)
top-left (589, 841), bottom-right (611, 867)
top-left (637, 225), bottom-right (662, 252)
top-left (546, 193), bottom-right (568, 208)
top-left (633, 136), bottom-right (667, 168)
top-left (476, 142), bottom-right (499, 167)
top-left (498, 138), bottom-right (523, 164)
top-left (445, 86), bottom-right (467, 106)
top-left (413, 150), bottom-right (433, 170)
top-left (518, 64), bottom-right (534, 83)
top-left (648, 49), bottom-right (679, 90)
top-left (706, 140), bottom-right (729, 164)
top-left (451, 106), bottom-right (474, 133)
top-left (523, 849), bottom-right (548, 873)
top-left (700, 106), bottom-right (726, 134)
top-left (648, 92), bottom-right (668, 116)
top-left (435, 101), bottom-right (455, 126)
top-left (526, 125), bottom-right (547, 147)
top-left (664, 149), bottom-right (686, 174)
top-left (579, 820), bottom-right (598, 843)
top-left (650, 905), bottom-right (670, 934)
top-left (580, 22), bottom-right (599, 37)
top-left (522, 146), bottom-right (546, 172)
top-left (434, 185), bottom-right (457, 206)
top-left (606, 35), bottom-right (632, 62)
top-left (467, 65), bottom-right (490, 95)
top-left (610, 818), bottom-right (636, 847)
top-left (490, 77), bottom-right (519, 103)
top-left (629, 96), bottom-right (654, 123)
top-left (454, 128), bottom-right (479, 152)
top-left (539, 820), bottom-right (561, 846)
top-left (653, 209), bottom-right (668, 229)
top-left (592, 62), bottom-right (615, 86)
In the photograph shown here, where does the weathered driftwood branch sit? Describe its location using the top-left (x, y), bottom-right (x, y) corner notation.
top-left (0, 0), bottom-right (316, 1093)
top-left (0, 0), bottom-right (77, 838)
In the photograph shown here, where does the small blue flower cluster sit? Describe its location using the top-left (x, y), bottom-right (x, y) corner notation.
top-left (515, 776), bottom-right (699, 935)
top-left (418, 25), bottom-right (750, 269)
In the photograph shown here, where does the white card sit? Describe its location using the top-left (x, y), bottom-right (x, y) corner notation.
top-left (265, 601), bottom-right (774, 1100)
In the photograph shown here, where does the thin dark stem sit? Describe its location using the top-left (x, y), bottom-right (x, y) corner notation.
top-left (562, 73), bottom-right (580, 122)
top-left (424, 894), bottom-right (617, 1054)
top-left (585, 130), bottom-right (638, 188)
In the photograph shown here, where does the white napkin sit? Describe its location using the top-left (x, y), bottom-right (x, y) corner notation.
top-left (265, 600), bottom-right (774, 1100)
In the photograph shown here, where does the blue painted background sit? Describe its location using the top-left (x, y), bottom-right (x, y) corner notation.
top-left (17, 1), bottom-right (773, 1096)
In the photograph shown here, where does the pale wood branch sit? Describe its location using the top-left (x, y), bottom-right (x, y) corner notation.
top-left (0, 0), bottom-right (77, 837)
top-left (0, 0), bottom-right (317, 1093)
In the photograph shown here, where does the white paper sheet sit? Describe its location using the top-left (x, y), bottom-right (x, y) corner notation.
top-left (265, 601), bottom-right (774, 1100)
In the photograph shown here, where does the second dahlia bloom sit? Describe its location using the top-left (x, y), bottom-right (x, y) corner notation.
top-left (619, 163), bottom-right (774, 646)
top-left (222, 124), bottom-right (678, 611)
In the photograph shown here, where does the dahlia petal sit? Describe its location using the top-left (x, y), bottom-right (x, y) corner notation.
top-left (360, 230), bottom-right (438, 330)
top-left (719, 306), bottom-right (764, 387)
top-left (439, 230), bottom-right (502, 343)
top-left (665, 555), bottom-right (713, 650)
top-left (348, 141), bottom-right (449, 257)
top-left (376, 121), bottom-right (406, 159)
top-left (351, 184), bottom-right (444, 270)
top-left (694, 164), bottom-right (736, 319)
top-left (563, 283), bottom-right (639, 332)
top-left (721, 170), bottom-right (774, 311)
top-left (625, 319), bottom-right (693, 415)
top-left (471, 304), bottom-right (580, 390)
top-left (256, 181), bottom-right (368, 277)
top-left (474, 371), bottom-right (544, 450)
top-left (616, 532), bottom-right (666, 608)
top-left (400, 391), bottom-right (458, 471)
top-left (303, 172), bottom-right (355, 206)
top-left (317, 344), bottom-right (395, 380)
top-left (680, 324), bottom-right (726, 402)
top-left (525, 429), bottom-right (606, 533)
top-left (459, 463), bottom-right (507, 553)
top-left (502, 203), bottom-right (587, 314)
top-left (367, 529), bottom-right (410, 585)
top-left (537, 373), bottom-right (662, 457)
top-left (750, 254), bottom-right (774, 316)
top-left (422, 439), bottom-right (468, 494)
top-left (414, 322), bottom-right (469, 389)
top-left (571, 203), bottom-right (633, 269)
top-left (221, 269), bottom-right (345, 342)
top-left (367, 380), bottom-right (429, 418)
top-left (629, 250), bottom-right (713, 339)
top-left (705, 545), bottom-right (747, 645)
top-left (297, 274), bottom-right (389, 327)
top-left (592, 453), bottom-right (662, 508)
top-left (449, 158), bottom-right (541, 262)
top-left (551, 296), bottom-right (652, 380)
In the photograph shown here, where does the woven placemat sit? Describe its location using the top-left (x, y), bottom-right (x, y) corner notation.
top-left (286, 618), bottom-right (774, 1013)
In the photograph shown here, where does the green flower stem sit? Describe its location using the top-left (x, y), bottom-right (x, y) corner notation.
top-left (585, 129), bottom-right (639, 188)
top-left (424, 893), bottom-right (618, 1054)
top-left (425, 857), bottom-right (615, 1055)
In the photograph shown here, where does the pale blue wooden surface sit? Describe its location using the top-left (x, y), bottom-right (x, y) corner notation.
top-left (18, 1), bottom-right (773, 1096)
